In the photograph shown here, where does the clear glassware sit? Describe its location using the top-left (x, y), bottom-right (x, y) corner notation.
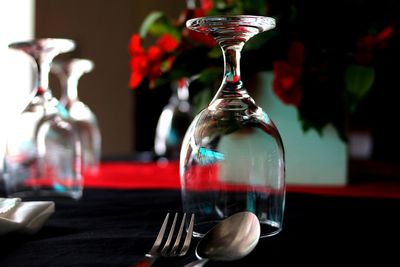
top-left (3, 38), bottom-right (83, 200)
top-left (51, 58), bottom-right (101, 175)
top-left (154, 77), bottom-right (194, 161)
top-left (180, 16), bottom-right (285, 238)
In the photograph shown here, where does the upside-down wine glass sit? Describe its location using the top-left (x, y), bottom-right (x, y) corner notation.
top-left (154, 77), bottom-right (194, 161)
top-left (3, 38), bottom-right (83, 200)
top-left (180, 16), bottom-right (285, 238)
top-left (51, 58), bottom-right (101, 175)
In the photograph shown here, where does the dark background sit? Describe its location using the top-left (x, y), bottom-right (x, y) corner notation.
top-left (35, 0), bottom-right (400, 181)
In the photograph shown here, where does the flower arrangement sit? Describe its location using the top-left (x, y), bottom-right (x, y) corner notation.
top-left (128, 0), bottom-right (399, 140)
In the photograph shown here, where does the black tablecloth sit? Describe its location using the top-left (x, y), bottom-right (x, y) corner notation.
top-left (1, 188), bottom-right (399, 266)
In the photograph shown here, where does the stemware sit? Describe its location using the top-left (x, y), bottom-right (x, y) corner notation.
top-left (154, 77), bottom-right (194, 161)
top-left (51, 58), bottom-right (101, 175)
top-left (180, 16), bottom-right (285, 238)
top-left (3, 38), bottom-right (83, 200)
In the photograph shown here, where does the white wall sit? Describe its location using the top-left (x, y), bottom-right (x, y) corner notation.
top-left (254, 72), bottom-right (348, 185)
top-left (0, 0), bottom-right (35, 169)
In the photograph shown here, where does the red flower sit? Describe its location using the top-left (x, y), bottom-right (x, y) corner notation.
top-left (355, 26), bottom-right (394, 65)
top-left (200, 0), bottom-right (213, 13)
top-left (157, 34), bottom-right (179, 53)
top-left (128, 34), bottom-right (143, 55)
top-left (272, 41), bottom-right (304, 107)
top-left (147, 45), bottom-right (162, 61)
top-left (128, 34), bottom-right (179, 89)
top-left (129, 57), bottom-right (148, 88)
top-left (375, 26), bottom-right (394, 47)
top-left (129, 34), bottom-right (147, 88)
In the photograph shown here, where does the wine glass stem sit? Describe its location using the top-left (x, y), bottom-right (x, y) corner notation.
top-left (35, 57), bottom-right (51, 91)
top-left (217, 42), bottom-right (247, 98)
top-left (66, 76), bottom-right (79, 102)
top-left (35, 50), bottom-right (60, 92)
top-left (58, 74), bottom-right (79, 105)
top-left (224, 46), bottom-right (242, 84)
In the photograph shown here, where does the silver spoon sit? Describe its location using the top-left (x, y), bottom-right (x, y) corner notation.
top-left (184, 211), bottom-right (260, 267)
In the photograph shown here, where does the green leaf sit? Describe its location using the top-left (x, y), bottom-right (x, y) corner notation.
top-left (152, 76), bottom-right (169, 88)
top-left (243, 0), bottom-right (267, 15)
top-left (245, 31), bottom-right (275, 51)
top-left (148, 19), bottom-right (181, 40)
top-left (208, 46), bottom-right (222, 58)
top-left (192, 88), bottom-right (214, 114)
top-left (139, 11), bottom-right (164, 38)
top-left (139, 11), bottom-right (181, 40)
top-left (198, 67), bottom-right (223, 86)
top-left (345, 64), bottom-right (375, 99)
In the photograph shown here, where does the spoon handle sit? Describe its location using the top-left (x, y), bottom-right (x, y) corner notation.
top-left (183, 259), bottom-right (208, 267)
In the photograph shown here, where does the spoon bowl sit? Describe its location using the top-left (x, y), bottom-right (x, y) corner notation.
top-left (185, 211), bottom-right (260, 267)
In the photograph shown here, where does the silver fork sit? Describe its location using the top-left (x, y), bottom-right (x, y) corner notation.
top-left (133, 213), bottom-right (195, 267)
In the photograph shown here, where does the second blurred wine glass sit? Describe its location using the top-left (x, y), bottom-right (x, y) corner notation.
top-left (51, 58), bottom-right (101, 175)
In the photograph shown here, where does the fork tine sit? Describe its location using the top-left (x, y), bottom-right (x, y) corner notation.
top-left (160, 213), bottom-right (178, 254)
top-left (179, 214), bottom-right (195, 256)
top-left (169, 213), bottom-right (187, 255)
top-left (148, 213), bottom-right (170, 255)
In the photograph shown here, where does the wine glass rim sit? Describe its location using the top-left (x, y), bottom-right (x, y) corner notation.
top-left (186, 15), bottom-right (276, 32)
top-left (8, 38), bottom-right (76, 53)
top-left (52, 58), bottom-right (95, 75)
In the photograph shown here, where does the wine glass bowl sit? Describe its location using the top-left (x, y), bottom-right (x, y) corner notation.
top-left (180, 16), bottom-right (285, 238)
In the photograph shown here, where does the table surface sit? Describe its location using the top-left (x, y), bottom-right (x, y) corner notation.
top-left (1, 162), bottom-right (400, 266)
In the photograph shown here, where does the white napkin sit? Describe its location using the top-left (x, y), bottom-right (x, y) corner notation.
top-left (0, 197), bottom-right (55, 235)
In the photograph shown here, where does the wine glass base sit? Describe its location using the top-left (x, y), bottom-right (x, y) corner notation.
top-left (7, 188), bottom-right (82, 201)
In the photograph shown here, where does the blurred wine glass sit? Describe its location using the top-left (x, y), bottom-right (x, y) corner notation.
top-left (51, 58), bottom-right (101, 175)
top-left (154, 77), bottom-right (194, 161)
top-left (3, 38), bottom-right (83, 200)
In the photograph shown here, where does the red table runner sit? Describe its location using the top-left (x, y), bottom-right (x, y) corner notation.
top-left (84, 162), bottom-right (400, 199)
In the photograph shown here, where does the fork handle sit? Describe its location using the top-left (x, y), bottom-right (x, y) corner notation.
top-left (183, 259), bottom-right (208, 267)
top-left (131, 257), bottom-right (156, 267)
